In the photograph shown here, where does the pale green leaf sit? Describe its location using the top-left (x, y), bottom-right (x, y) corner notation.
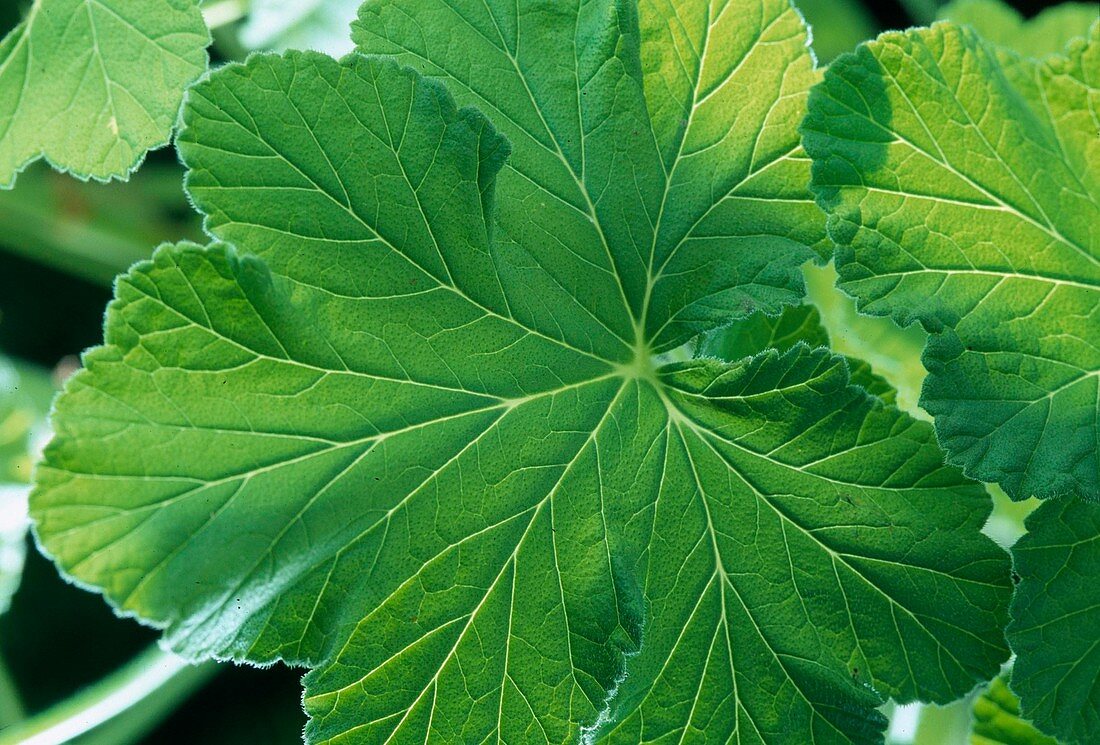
top-left (697, 303), bottom-right (898, 405)
top-left (32, 2), bottom-right (1012, 742)
top-left (803, 22), bottom-right (1100, 501)
top-left (1006, 499), bottom-right (1100, 745)
top-left (971, 676), bottom-right (1057, 745)
top-left (0, 0), bottom-right (210, 187)
top-left (939, 0), bottom-right (1098, 58)
top-left (240, 0), bottom-right (360, 56)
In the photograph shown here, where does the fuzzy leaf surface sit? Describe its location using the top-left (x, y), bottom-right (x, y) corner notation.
top-left (33, 3), bottom-right (1011, 743)
top-left (804, 22), bottom-right (1100, 501)
top-left (1007, 499), bottom-right (1100, 744)
top-left (0, 0), bottom-right (209, 187)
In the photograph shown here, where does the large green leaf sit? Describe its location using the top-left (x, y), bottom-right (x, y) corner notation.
top-left (1006, 499), bottom-right (1100, 744)
top-left (32, 2), bottom-right (1011, 742)
top-left (803, 22), bottom-right (1100, 502)
top-left (240, 0), bottom-right (361, 56)
top-left (0, 0), bottom-right (210, 187)
top-left (939, 0), bottom-right (1098, 58)
top-left (355, 0), bottom-right (831, 353)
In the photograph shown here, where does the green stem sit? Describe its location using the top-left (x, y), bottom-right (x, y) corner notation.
top-left (0, 646), bottom-right (218, 745)
top-left (0, 198), bottom-right (151, 286)
top-left (0, 653), bottom-right (25, 728)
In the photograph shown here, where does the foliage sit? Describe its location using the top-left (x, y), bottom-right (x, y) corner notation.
top-left (0, 0), bottom-right (209, 187)
top-left (697, 304), bottom-right (898, 404)
top-left (803, 17), bottom-right (1099, 503)
top-left (0, 0), bottom-right (1093, 743)
top-left (805, 5), bottom-right (1099, 744)
top-left (1007, 499), bottom-right (1100, 744)
top-left (939, 0), bottom-right (1099, 57)
top-left (24, 1), bottom-right (1019, 742)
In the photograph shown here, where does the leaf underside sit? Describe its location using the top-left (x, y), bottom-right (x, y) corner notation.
top-left (32, 2), bottom-right (1011, 743)
top-left (803, 21), bottom-right (1100, 502)
top-left (0, 0), bottom-right (210, 187)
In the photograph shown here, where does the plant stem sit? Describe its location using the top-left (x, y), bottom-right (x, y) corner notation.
top-left (0, 646), bottom-right (218, 745)
top-left (0, 653), bottom-right (25, 728)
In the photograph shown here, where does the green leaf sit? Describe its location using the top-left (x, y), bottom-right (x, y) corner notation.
top-left (240, 0), bottom-right (361, 56)
top-left (698, 304), bottom-right (830, 359)
top-left (939, 0), bottom-right (1098, 58)
top-left (354, 0), bottom-right (830, 353)
top-left (32, 2), bottom-right (1011, 742)
top-left (1006, 499), bottom-right (1100, 744)
top-left (803, 22), bottom-right (1100, 502)
top-left (0, 0), bottom-right (210, 187)
top-left (971, 676), bottom-right (1057, 745)
top-left (697, 303), bottom-right (898, 405)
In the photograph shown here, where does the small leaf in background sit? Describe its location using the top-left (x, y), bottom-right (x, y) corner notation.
top-left (29, 1), bottom-right (1013, 742)
top-left (1007, 499), bottom-right (1100, 745)
top-left (0, 0), bottom-right (210, 188)
top-left (803, 19), bottom-right (1099, 502)
top-left (696, 303), bottom-right (898, 404)
top-left (971, 676), bottom-right (1057, 745)
top-left (939, 0), bottom-right (1099, 58)
top-left (240, 0), bottom-right (361, 56)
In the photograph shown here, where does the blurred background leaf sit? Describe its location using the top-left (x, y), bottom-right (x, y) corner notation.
top-left (938, 0), bottom-right (1098, 56)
